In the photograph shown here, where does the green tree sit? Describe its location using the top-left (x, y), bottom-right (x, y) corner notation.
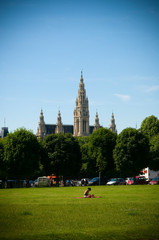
top-left (0, 138), bottom-right (6, 179)
top-left (3, 128), bottom-right (41, 179)
top-left (42, 133), bottom-right (81, 183)
top-left (88, 128), bottom-right (117, 178)
top-left (149, 134), bottom-right (159, 170)
top-left (140, 115), bottom-right (159, 171)
top-left (76, 136), bottom-right (90, 177)
top-left (77, 136), bottom-right (90, 147)
top-left (140, 115), bottom-right (159, 138)
top-left (80, 143), bottom-right (90, 177)
top-left (113, 128), bottom-right (150, 178)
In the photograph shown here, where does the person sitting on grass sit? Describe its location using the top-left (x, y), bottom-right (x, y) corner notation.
top-left (84, 187), bottom-right (94, 198)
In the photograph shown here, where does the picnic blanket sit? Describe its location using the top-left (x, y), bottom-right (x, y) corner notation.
top-left (76, 196), bottom-right (101, 199)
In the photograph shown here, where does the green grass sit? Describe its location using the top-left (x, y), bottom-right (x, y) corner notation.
top-left (0, 185), bottom-right (159, 240)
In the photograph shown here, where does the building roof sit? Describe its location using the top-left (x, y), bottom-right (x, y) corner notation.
top-left (45, 124), bottom-right (94, 135)
top-left (45, 124), bottom-right (56, 135)
top-left (0, 127), bottom-right (9, 138)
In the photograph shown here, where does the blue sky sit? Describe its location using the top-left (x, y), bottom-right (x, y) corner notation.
top-left (0, 0), bottom-right (159, 134)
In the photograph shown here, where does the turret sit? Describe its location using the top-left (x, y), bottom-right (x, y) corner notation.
top-left (93, 112), bottom-right (100, 132)
top-left (110, 113), bottom-right (117, 133)
top-left (36, 109), bottom-right (46, 139)
top-left (55, 110), bottom-right (64, 134)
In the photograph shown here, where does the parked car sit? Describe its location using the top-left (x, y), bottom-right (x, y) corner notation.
top-left (88, 177), bottom-right (107, 186)
top-left (65, 179), bottom-right (80, 186)
top-left (126, 178), bottom-right (131, 184)
top-left (106, 178), bottom-right (126, 185)
top-left (65, 180), bottom-right (72, 186)
top-left (81, 178), bottom-right (90, 186)
top-left (73, 180), bottom-right (81, 186)
top-left (149, 176), bottom-right (159, 185)
top-left (88, 177), bottom-right (99, 186)
top-left (37, 176), bottom-right (51, 187)
top-left (127, 176), bottom-right (147, 185)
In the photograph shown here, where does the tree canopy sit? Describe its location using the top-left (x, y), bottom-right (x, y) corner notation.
top-left (140, 115), bottom-right (159, 138)
top-left (42, 133), bottom-right (81, 180)
top-left (88, 128), bottom-right (117, 177)
top-left (149, 134), bottom-right (159, 171)
top-left (0, 139), bottom-right (5, 179)
top-left (76, 136), bottom-right (90, 177)
top-left (3, 128), bottom-right (41, 179)
top-left (113, 128), bottom-right (150, 177)
top-left (1, 114), bottom-right (159, 182)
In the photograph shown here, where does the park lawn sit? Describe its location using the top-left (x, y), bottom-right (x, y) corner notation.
top-left (0, 185), bottom-right (159, 240)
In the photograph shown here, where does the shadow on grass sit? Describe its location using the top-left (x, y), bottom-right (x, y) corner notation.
top-left (0, 232), bottom-right (96, 240)
top-left (1, 232), bottom-right (159, 240)
top-left (20, 211), bottom-right (33, 216)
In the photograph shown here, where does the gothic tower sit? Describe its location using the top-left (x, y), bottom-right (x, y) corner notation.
top-left (36, 109), bottom-right (46, 139)
top-left (73, 72), bottom-right (89, 136)
top-left (110, 113), bottom-right (117, 133)
top-left (93, 112), bottom-right (100, 132)
top-left (55, 110), bottom-right (64, 134)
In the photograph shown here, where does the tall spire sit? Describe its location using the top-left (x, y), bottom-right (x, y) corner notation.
top-left (36, 109), bottom-right (46, 139)
top-left (110, 113), bottom-right (117, 133)
top-left (93, 112), bottom-right (100, 132)
top-left (56, 110), bottom-right (62, 125)
top-left (73, 72), bottom-right (89, 136)
top-left (81, 70), bottom-right (83, 79)
top-left (55, 110), bottom-right (64, 134)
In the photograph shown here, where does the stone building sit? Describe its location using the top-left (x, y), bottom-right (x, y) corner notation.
top-left (36, 72), bottom-right (117, 139)
top-left (73, 72), bottom-right (90, 136)
top-left (93, 112), bottom-right (100, 132)
top-left (110, 113), bottom-right (117, 134)
top-left (55, 111), bottom-right (64, 134)
top-left (0, 127), bottom-right (9, 138)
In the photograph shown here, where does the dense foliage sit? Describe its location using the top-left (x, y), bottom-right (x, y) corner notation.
top-left (42, 133), bottom-right (81, 181)
top-left (113, 128), bottom-right (150, 177)
top-left (2, 129), bottom-right (41, 179)
top-left (140, 115), bottom-right (159, 138)
top-left (0, 139), bottom-right (5, 178)
top-left (149, 134), bottom-right (159, 171)
top-left (0, 115), bottom-right (159, 181)
top-left (77, 136), bottom-right (90, 177)
top-left (88, 128), bottom-right (117, 178)
top-left (140, 115), bottom-right (159, 171)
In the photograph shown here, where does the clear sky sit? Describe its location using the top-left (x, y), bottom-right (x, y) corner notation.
top-left (0, 0), bottom-right (159, 134)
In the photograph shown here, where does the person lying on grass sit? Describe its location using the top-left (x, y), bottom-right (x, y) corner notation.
top-left (84, 188), bottom-right (94, 198)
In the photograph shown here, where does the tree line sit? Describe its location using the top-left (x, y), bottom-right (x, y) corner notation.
top-left (0, 115), bottom-right (159, 182)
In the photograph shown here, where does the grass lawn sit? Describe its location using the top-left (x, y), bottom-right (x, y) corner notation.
top-left (0, 185), bottom-right (159, 240)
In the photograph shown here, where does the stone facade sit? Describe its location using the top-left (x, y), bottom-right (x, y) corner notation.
top-left (93, 112), bottom-right (100, 132)
top-left (37, 109), bottom-right (46, 139)
top-left (55, 111), bottom-right (64, 134)
top-left (0, 127), bottom-right (9, 138)
top-left (36, 72), bottom-right (117, 139)
top-left (73, 72), bottom-right (89, 136)
top-left (110, 113), bottom-right (117, 134)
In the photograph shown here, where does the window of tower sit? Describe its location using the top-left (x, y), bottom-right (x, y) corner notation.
top-left (83, 120), bottom-right (86, 133)
top-left (77, 119), bottom-right (79, 133)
